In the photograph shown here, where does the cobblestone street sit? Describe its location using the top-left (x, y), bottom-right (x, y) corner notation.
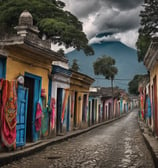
top-left (2, 110), bottom-right (155, 168)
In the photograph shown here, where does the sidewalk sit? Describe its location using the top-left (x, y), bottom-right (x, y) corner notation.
top-left (138, 119), bottom-right (158, 167)
top-left (0, 112), bottom-right (129, 166)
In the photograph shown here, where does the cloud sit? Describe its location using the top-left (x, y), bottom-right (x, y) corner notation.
top-left (102, 0), bottom-right (143, 10)
top-left (89, 29), bottom-right (139, 49)
top-left (89, 35), bottom-right (120, 44)
top-left (62, 0), bottom-right (143, 49)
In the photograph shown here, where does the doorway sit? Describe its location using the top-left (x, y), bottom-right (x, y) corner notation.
top-left (56, 88), bottom-right (63, 135)
top-left (73, 92), bottom-right (78, 127)
top-left (24, 73), bottom-right (41, 142)
top-left (0, 57), bottom-right (6, 78)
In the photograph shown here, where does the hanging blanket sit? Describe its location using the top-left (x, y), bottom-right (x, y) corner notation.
top-left (50, 98), bottom-right (55, 129)
top-left (1, 80), bottom-right (17, 150)
top-left (0, 79), bottom-right (3, 147)
top-left (61, 90), bottom-right (69, 123)
top-left (35, 102), bottom-right (42, 131)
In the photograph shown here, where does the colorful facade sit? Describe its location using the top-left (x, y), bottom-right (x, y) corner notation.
top-left (70, 70), bottom-right (94, 129)
top-left (143, 37), bottom-right (158, 135)
top-left (0, 10), bottom-right (67, 149)
top-left (50, 62), bottom-right (72, 136)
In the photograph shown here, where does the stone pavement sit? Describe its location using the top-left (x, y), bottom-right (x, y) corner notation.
top-left (139, 119), bottom-right (158, 167)
top-left (0, 113), bottom-right (128, 167)
top-left (1, 110), bottom-right (154, 168)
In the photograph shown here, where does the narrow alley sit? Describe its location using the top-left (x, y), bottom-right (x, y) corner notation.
top-left (1, 110), bottom-right (155, 168)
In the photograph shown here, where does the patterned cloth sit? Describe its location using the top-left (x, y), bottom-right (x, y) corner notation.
top-left (61, 90), bottom-right (69, 124)
top-left (35, 102), bottom-right (42, 131)
top-left (50, 98), bottom-right (55, 129)
top-left (1, 80), bottom-right (17, 150)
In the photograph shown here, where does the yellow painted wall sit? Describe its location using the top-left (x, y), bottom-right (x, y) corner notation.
top-left (6, 57), bottom-right (50, 99)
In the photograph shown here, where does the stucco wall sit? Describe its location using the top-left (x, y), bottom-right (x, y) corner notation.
top-left (6, 57), bottom-right (49, 99)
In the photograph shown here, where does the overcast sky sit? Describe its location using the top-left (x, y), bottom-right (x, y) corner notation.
top-left (61, 0), bottom-right (144, 49)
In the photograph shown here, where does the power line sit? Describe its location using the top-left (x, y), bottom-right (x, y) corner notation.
top-left (94, 77), bottom-right (132, 81)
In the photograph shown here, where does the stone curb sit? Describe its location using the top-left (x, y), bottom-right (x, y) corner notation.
top-left (0, 112), bottom-right (129, 166)
top-left (138, 119), bottom-right (158, 168)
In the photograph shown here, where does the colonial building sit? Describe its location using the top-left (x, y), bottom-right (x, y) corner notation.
top-left (0, 10), bottom-right (67, 149)
top-left (70, 70), bottom-right (94, 130)
top-left (143, 38), bottom-right (158, 135)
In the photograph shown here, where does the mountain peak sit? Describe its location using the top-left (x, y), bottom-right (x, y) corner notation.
top-left (66, 40), bottom-right (146, 91)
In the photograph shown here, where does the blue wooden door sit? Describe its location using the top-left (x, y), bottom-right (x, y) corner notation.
top-left (33, 79), bottom-right (41, 141)
top-left (16, 85), bottom-right (28, 147)
top-left (0, 58), bottom-right (6, 78)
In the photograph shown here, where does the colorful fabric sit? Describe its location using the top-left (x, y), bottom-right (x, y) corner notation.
top-left (0, 79), bottom-right (3, 147)
top-left (35, 102), bottom-right (42, 131)
top-left (140, 94), bottom-right (144, 119)
top-left (1, 80), bottom-right (17, 150)
top-left (147, 96), bottom-right (151, 118)
top-left (41, 108), bottom-right (49, 136)
top-left (61, 90), bottom-right (69, 123)
top-left (50, 98), bottom-right (55, 129)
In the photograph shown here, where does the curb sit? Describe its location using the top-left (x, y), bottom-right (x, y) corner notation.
top-left (0, 112), bottom-right (129, 166)
top-left (138, 119), bottom-right (158, 168)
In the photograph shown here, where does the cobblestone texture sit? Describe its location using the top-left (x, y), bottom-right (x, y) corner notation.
top-left (2, 111), bottom-right (155, 168)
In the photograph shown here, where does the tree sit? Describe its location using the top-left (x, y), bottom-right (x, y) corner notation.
top-left (93, 55), bottom-right (118, 110)
top-left (57, 48), bottom-right (65, 56)
top-left (71, 59), bottom-right (79, 72)
top-left (128, 74), bottom-right (147, 95)
top-left (0, 0), bottom-right (94, 56)
top-left (136, 0), bottom-right (158, 62)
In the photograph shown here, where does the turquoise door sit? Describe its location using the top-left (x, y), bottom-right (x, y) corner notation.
top-left (16, 85), bottom-right (28, 147)
top-left (33, 79), bottom-right (41, 141)
top-left (0, 58), bottom-right (6, 78)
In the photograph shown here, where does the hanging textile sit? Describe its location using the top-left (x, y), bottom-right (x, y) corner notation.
top-left (0, 79), bottom-right (3, 147)
top-left (41, 107), bottom-right (49, 136)
top-left (50, 98), bottom-right (55, 129)
top-left (1, 80), bottom-right (17, 150)
top-left (41, 96), bottom-right (49, 136)
top-left (147, 96), bottom-right (151, 118)
top-left (140, 94), bottom-right (144, 119)
top-left (35, 102), bottom-right (42, 131)
top-left (61, 90), bottom-right (69, 123)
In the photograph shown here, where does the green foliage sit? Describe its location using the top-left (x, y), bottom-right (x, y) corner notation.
top-left (136, 0), bottom-right (158, 62)
top-left (0, 0), bottom-right (94, 56)
top-left (128, 74), bottom-right (146, 95)
top-left (136, 31), bottom-right (151, 62)
top-left (57, 48), bottom-right (65, 56)
top-left (93, 55), bottom-right (118, 80)
top-left (71, 59), bottom-right (79, 72)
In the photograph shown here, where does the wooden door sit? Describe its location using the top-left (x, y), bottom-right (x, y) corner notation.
top-left (0, 58), bottom-right (6, 78)
top-left (16, 85), bottom-right (28, 147)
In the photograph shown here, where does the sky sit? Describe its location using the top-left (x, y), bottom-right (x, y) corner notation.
top-left (61, 0), bottom-right (144, 49)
